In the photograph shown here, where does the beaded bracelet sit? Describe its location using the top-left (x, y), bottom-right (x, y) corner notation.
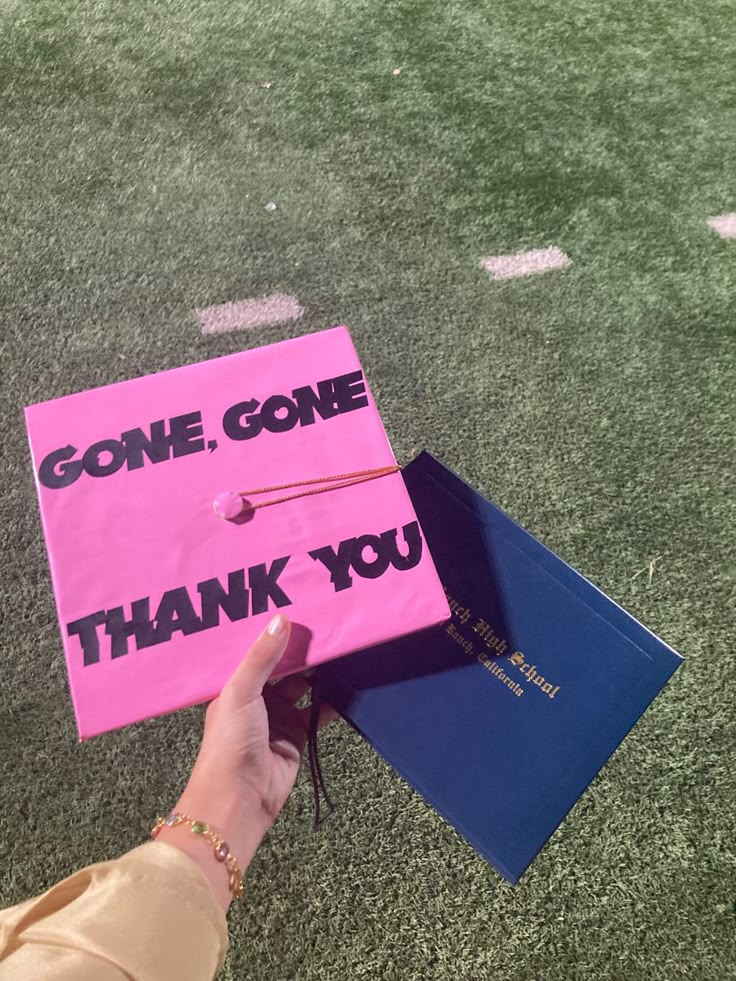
top-left (151, 812), bottom-right (244, 900)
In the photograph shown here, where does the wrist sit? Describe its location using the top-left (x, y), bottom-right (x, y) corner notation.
top-left (153, 788), bottom-right (270, 912)
top-left (175, 782), bottom-right (270, 870)
top-left (154, 823), bottom-right (235, 911)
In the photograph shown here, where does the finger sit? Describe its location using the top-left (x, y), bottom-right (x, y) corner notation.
top-left (317, 703), bottom-right (339, 729)
top-left (267, 700), bottom-right (340, 760)
top-left (270, 675), bottom-right (311, 704)
top-left (224, 614), bottom-right (291, 705)
top-left (298, 701), bottom-right (339, 731)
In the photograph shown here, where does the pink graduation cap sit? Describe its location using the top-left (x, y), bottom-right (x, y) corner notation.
top-left (25, 327), bottom-right (449, 738)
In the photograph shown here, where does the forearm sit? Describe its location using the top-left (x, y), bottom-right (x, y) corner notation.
top-left (0, 843), bottom-right (227, 979)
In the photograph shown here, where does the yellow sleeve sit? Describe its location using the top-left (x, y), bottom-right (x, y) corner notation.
top-left (0, 841), bottom-right (228, 980)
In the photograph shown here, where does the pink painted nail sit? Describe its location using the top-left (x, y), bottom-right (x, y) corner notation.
top-left (267, 614), bottom-right (287, 637)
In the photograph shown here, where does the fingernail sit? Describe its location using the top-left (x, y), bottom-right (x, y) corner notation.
top-left (267, 614), bottom-right (287, 637)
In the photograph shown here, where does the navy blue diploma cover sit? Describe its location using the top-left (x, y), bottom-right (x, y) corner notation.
top-left (318, 452), bottom-right (683, 883)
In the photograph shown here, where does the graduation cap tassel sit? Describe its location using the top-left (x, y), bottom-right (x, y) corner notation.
top-left (214, 466), bottom-right (401, 521)
top-left (307, 677), bottom-right (334, 830)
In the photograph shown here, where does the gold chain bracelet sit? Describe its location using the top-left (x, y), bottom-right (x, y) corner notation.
top-left (151, 812), bottom-right (244, 900)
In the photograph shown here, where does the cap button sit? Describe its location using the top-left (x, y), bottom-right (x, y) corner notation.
top-left (213, 490), bottom-right (244, 521)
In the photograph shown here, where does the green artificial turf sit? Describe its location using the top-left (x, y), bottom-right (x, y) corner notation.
top-left (1, 1), bottom-right (734, 978)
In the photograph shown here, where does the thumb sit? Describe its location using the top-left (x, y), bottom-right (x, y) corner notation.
top-left (224, 614), bottom-right (292, 705)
